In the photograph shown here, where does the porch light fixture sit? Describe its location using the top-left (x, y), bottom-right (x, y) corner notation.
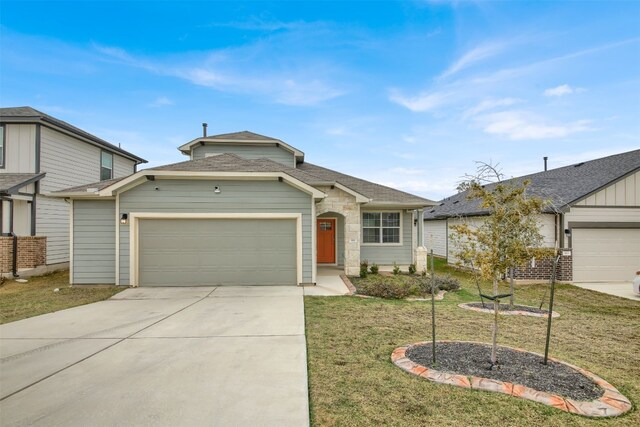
top-left (120, 213), bottom-right (128, 225)
top-left (214, 186), bottom-right (221, 194)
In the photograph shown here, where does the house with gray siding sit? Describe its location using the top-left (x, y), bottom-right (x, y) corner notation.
top-left (0, 107), bottom-right (146, 275)
top-left (424, 149), bottom-right (640, 283)
top-left (54, 130), bottom-right (435, 286)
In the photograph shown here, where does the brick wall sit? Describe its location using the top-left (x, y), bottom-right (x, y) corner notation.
top-left (0, 236), bottom-right (47, 272)
top-left (512, 249), bottom-right (572, 282)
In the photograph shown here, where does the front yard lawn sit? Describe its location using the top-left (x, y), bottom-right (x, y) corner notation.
top-left (305, 258), bottom-right (639, 426)
top-left (0, 270), bottom-right (124, 324)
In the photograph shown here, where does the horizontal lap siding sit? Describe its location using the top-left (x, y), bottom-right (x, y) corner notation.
top-left (424, 219), bottom-right (447, 257)
top-left (39, 127), bottom-right (136, 264)
top-left (73, 200), bottom-right (116, 284)
top-left (118, 179), bottom-right (312, 285)
top-left (192, 144), bottom-right (295, 167)
top-left (360, 211), bottom-right (413, 265)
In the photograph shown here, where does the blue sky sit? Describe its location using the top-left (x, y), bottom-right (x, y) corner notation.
top-left (1, 1), bottom-right (639, 200)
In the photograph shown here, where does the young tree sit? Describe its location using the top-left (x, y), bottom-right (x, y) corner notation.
top-left (451, 165), bottom-right (553, 367)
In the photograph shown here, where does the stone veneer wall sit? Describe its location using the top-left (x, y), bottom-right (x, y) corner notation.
top-left (512, 249), bottom-right (572, 282)
top-left (0, 236), bottom-right (47, 272)
top-left (315, 186), bottom-right (361, 276)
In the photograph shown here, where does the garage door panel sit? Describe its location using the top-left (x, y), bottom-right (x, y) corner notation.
top-left (573, 228), bottom-right (640, 282)
top-left (138, 218), bottom-right (297, 286)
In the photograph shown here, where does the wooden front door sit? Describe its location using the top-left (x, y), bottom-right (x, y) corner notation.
top-left (317, 218), bottom-right (336, 263)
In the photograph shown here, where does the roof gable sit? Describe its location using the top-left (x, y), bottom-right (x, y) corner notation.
top-left (0, 106), bottom-right (146, 164)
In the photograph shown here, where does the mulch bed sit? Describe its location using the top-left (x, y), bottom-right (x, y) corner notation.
top-left (406, 342), bottom-right (601, 401)
top-left (459, 302), bottom-right (560, 318)
top-left (392, 341), bottom-right (632, 417)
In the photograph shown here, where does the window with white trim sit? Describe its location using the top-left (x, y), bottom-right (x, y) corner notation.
top-left (362, 212), bottom-right (401, 244)
top-left (100, 151), bottom-right (113, 181)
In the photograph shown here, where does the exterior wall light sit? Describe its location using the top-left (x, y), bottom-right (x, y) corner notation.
top-left (214, 186), bottom-right (221, 194)
top-left (120, 213), bottom-right (128, 225)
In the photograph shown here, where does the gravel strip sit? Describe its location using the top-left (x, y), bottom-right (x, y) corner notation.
top-left (406, 342), bottom-right (603, 401)
top-left (466, 302), bottom-right (550, 314)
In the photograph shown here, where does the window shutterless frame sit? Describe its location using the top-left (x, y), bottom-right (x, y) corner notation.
top-left (362, 211), bottom-right (402, 245)
top-left (100, 150), bottom-right (113, 181)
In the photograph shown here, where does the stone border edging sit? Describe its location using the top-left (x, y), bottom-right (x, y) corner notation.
top-left (459, 303), bottom-right (560, 318)
top-left (340, 274), bottom-right (357, 294)
top-left (391, 340), bottom-right (632, 418)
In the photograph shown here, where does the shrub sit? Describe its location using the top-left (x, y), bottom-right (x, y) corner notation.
top-left (418, 274), bottom-right (461, 294)
top-left (357, 275), bottom-right (416, 299)
top-left (360, 260), bottom-right (369, 278)
top-left (408, 263), bottom-right (417, 275)
top-left (392, 262), bottom-right (401, 275)
top-left (369, 263), bottom-right (379, 274)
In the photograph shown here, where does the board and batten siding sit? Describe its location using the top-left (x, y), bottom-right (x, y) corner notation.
top-left (118, 179), bottom-right (313, 285)
top-left (574, 170), bottom-right (639, 207)
top-left (72, 200), bottom-right (116, 284)
top-left (191, 144), bottom-right (295, 167)
top-left (38, 126), bottom-right (135, 264)
top-left (424, 219), bottom-right (447, 258)
top-left (0, 124), bottom-right (37, 173)
top-left (360, 211), bottom-right (413, 265)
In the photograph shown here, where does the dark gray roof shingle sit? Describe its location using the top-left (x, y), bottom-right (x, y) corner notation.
top-left (0, 106), bottom-right (146, 163)
top-left (424, 149), bottom-right (640, 219)
top-left (0, 173), bottom-right (45, 194)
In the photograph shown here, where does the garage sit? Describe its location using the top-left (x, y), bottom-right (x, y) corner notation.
top-left (572, 228), bottom-right (640, 282)
top-left (137, 218), bottom-right (298, 286)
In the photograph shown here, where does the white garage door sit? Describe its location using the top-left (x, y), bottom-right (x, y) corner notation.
top-left (572, 228), bottom-right (640, 282)
top-left (138, 218), bottom-right (298, 286)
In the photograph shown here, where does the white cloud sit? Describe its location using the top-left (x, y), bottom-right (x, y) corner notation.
top-left (389, 89), bottom-right (449, 112)
top-left (387, 167), bottom-right (427, 176)
top-left (477, 111), bottom-right (593, 140)
top-left (544, 84), bottom-right (585, 97)
top-left (148, 96), bottom-right (173, 107)
top-left (440, 41), bottom-right (507, 79)
top-left (462, 97), bottom-right (522, 119)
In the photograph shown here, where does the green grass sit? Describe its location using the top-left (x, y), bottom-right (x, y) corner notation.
top-left (0, 270), bottom-right (125, 324)
top-left (305, 257), bottom-right (639, 426)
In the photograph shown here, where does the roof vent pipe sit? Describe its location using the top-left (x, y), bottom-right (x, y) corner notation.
top-left (544, 156), bottom-right (548, 171)
top-left (202, 123), bottom-right (208, 137)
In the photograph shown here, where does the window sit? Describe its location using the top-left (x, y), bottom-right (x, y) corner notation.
top-left (0, 125), bottom-right (4, 168)
top-left (100, 151), bottom-right (113, 181)
top-left (363, 212), bottom-right (401, 244)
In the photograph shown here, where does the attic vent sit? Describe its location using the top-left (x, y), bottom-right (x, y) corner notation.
top-left (574, 162), bottom-right (585, 167)
top-left (438, 202), bottom-right (445, 206)
top-left (429, 209), bottom-right (435, 213)
top-left (453, 200), bottom-right (459, 204)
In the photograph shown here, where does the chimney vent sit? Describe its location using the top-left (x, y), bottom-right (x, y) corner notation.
top-left (544, 156), bottom-right (548, 171)
top-left (202, 123), bottom-right (208, 137)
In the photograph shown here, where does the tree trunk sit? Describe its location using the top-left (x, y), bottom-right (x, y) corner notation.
top-left (491, 277), bottom-right (499, 366)
top-left (509, 267), bottom-right (515, 309)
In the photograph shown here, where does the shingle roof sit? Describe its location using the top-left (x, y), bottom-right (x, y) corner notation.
top-left (0, 106), bottom-right (147, 163)
top-left (0, 173), bottom-right (45, 194)
top-left (298, 162), bottom-right (435, 205)
top-left (54, 153), bottom-right (434, 205)
top-left (201, 131), bottom-right (280, 141)
top-left (51, 177), bottom-right (125, 194)
top-left (424, 149), bottom-right (640, 220)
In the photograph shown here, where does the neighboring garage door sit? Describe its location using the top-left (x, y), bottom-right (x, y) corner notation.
top-left (572, 228), bottom-right (640, 282)
top-left (138, 218), bottom-right (297, 286)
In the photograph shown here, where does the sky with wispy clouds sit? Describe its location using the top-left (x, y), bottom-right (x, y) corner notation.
top-left (1, 1), bottom-right (639, 200)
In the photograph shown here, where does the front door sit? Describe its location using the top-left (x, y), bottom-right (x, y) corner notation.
top-left (317, 218), bottom-right (336, 264)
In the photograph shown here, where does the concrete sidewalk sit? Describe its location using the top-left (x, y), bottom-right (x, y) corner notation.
top-left (0, 286), bottom-right (309, 427)
top-left (572, 282), bottom-right (640, 301)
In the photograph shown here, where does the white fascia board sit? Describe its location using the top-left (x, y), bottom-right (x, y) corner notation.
top-left (178, 137), bottom-right (305, 159)
top-left (364, 202), bottom-right (434, 209)
top-left (333, 183), bottom-right (371, 203)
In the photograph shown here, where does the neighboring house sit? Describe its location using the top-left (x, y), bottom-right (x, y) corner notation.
top-left (54, 130), bottom-right (435, 286)
top-left (0, 107), bottom-right (146, 274)
top-left (424, 149), bottom-right (640, 283)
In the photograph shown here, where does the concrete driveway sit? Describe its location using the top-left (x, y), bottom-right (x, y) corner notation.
top-left (0, 286), bottom-right (309, 427)
top-left (572, 282), bottom-right (640, 301)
